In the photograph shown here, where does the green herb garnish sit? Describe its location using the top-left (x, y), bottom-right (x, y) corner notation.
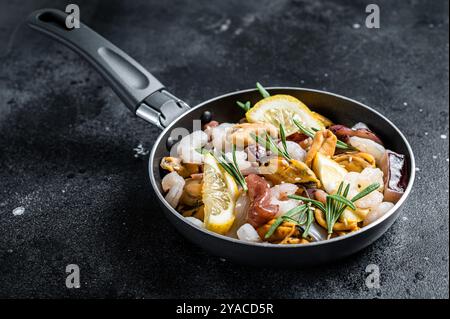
top-left (289, 181), bottom-right (380, 235)
top-left (256, 82), bottom-right (271, 98)
top-left (292, 119), bottom-right (355, 151)
top-left (250, 124), bottom-right (292, 161)
top-left (236, 101), bottom-right (251, 112)
top-left (264, 203), bottom-right (316, 239)
top-left (196, 145), bottom-right (248, 191)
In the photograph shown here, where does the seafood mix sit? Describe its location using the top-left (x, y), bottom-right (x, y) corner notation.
top-left (160, 83), bottom-right (408, 244)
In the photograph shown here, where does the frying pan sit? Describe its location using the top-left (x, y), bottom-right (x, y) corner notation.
top-left (27, 8), bottom-right (415, 266)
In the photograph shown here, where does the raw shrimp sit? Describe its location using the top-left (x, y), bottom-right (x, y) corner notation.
top-left (177, 131), bottom-right (208, 164)
top-left (277, 141), bottom-right (306, 161)
top-left (348, 136), bottom-right (386, 164)
top-left (162, 171), bottom-right (186, 208)
top-left (237, 223), bottom-right (262, 242)
top-left (185, 216), bottom-right (204, 228)
top-left (363, 202), bottom-right (395, 226)
top-left (223, 150), bottom-right (252, 172)
top-left (344, 168), bottom-right (384, 209)
top-left (270, 183), bottom-right (300, 217)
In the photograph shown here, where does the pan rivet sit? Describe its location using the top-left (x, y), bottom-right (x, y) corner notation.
top-left (200, 110), bottom-right (212, 123)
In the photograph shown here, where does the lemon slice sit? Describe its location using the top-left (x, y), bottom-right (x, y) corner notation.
top-left (202, 153), bottom-right (239, 234)
top-left (246, 95), bottom-right (325, 135)
top-left (313, 153), bottom-right (348, 194)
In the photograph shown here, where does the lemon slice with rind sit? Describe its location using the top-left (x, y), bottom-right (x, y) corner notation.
top-left (246, 95), bottom-right (325, 136)
top-left (202, 153), bottom-right (239, 235)
top-left (313, 153), bottom-right (348, 194)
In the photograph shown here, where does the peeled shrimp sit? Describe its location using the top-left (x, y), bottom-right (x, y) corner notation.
top-left (177, 131), bottom-right (208, 164)
top-left (363, 202), bottom-right (395, 226)
top-left (223, 150), bottom-right (252, 172)
top-left (349, 136), bottom-right (386, 164)
top-left (185, 216), bottom-right (205, 228)
top-left (270, 183), bottom-right (300, 217)
top-left (344, 168), bottom-right (384, 209)
top-left (162, 171), bottom-right (186, 208)
top-left (237, 223), bottom-right (262, 242)
top-left (277, 141), bottom-right (306, 162)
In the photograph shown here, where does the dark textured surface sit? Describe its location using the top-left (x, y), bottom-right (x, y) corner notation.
top-left (0, 0), bottom-right (448, 298)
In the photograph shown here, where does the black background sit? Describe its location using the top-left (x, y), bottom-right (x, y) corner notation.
top-left (0, 0), bottom-right (448, 298)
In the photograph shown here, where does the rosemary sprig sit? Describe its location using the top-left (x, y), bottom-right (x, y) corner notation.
top-left (264, 203), bottom-right (316, 239)
top-left (236, 101), bottom-right (251, 112)
top-left (256, 82), bottom-right (271, 98)
top-left (264, 204), bottom-right (308, 239)
top-left (293, 119), bottom-right (355, 151)
top-left (250, 124), bottom-right (292, 161)
top-left (196, 145), bottom-right (248, 191)
top-left (288, 181), bottom-right (380, 235)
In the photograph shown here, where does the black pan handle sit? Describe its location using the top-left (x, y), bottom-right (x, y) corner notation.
top-left (27, 8), bottom-right (189, 128)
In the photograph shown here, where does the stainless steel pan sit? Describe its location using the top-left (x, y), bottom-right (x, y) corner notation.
top-left (28, 9), bottom-right (415, 266)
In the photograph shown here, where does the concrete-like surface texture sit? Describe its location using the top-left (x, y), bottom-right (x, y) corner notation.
top-left (0, 0), bottom-right (448, 298)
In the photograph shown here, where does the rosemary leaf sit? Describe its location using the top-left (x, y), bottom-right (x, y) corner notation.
top-left (256, 82), bottom-right (271, 98)
top-left (327, 194), bottom-right (356, 211)
top-left (287, 195), bottom-right (326, 213)
top-left (302, 207), bottom-right (315, 238)
top-left (264, 205), bottom-right (305, 239)
top-left (236, 101), bottom-right (251, 112)
top-left (351, 183), bottom-right (380, 202)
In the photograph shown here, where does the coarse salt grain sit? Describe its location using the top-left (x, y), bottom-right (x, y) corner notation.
top-left (12, 206), bottom-right (25, 216)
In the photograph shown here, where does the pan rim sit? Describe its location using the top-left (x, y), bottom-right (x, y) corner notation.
top-left (149, 87), bottom-right (416, 249)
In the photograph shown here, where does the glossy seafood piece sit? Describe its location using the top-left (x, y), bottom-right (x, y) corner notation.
top-left (237, 223), bottom-right (262, 242)
top-left (179, 178), bottom-right (203, 207)
top-left (304, 129), bottom-right (337, 167)
top-left (162, 171), bottom-right (186, 208)
top-left (269, 183), bottom-right (300, 217)
top-left (379, 150), bottom-right (408, 203)
top-left (231, 122), bottom-right (278, 147)
top-left (262, 158), bottom-right (320, 185)
top-left (160, 156), bottom-right (201, 178)
top-left (245, 174), bottom-right (279, 228)
top-left (348, 136), bottom-right (386, 164)
top-left (333, 152), bottom-right (376, 172)
top-left (330, 124), bottom-right (384, 145)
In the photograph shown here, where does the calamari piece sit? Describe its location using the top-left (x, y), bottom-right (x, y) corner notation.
top-left (330, 124), bottom-right (384, 145)
top-left (162, 171), bottom-right (186, 208)
top-left (304, 129), bottom-right (337, 167)
top-left (333, 152), bottom-right (376, 173)
top-left (363, 202), bottom-right (395, 226)
top-left (379, 150), bottom-right (408, 203)
top-left (277, 141), bottom-right (306, 161)
top-left (160, 157), bottom-right (200, 178)
top-left (237, 223), bottom-right (261, 242)
top-left (348, 136), bottom-right (386, 164)
top-left (262, 158), bottom-right (320, 186)
top-left (231, 122), bottom-right (278, 147)
top-left (245, 174), bottom-right (279, 228)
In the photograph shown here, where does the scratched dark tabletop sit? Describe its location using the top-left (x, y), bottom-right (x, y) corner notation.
top-left (0, 0), bottom-right (448, 299)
